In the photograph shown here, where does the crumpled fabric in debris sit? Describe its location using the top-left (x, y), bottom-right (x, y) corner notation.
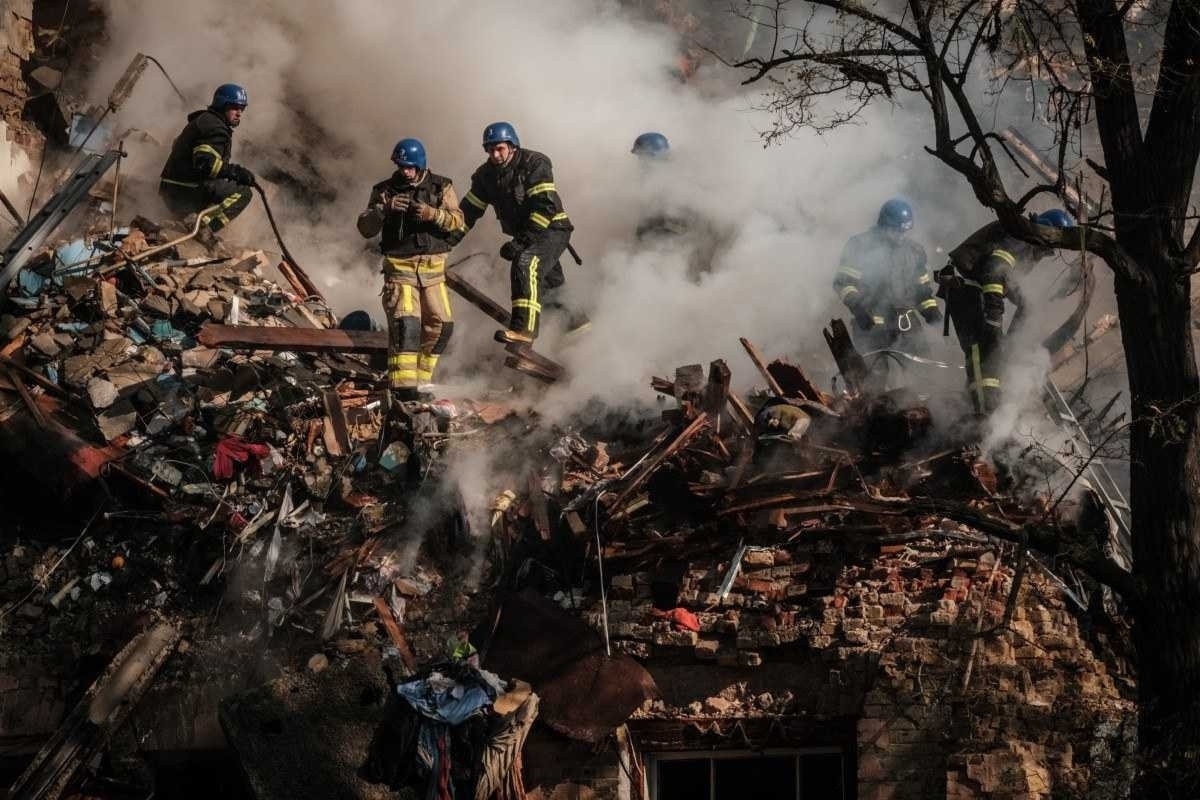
top-left (398, 675), bottom-right (496, 726)
top-left (211, 435), bottom-right (271, 480)
top-left (652, 607), bottom-right (700, 632)
top-left (474, 693), bottom-right (539, 800)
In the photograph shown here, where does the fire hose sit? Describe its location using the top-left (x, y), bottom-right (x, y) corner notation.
top-left (252, 181), bottom-right (322, 300)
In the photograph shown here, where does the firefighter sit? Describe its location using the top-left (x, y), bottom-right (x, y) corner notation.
top-left (631, 132), bottom-right (689, 241)
top-left (357, 138), bottom-right (465, 400)
top-left (833, 198), bottom-right (941, 373)
top-left (460, 122), bottom-right (577, 344)
top-left (631, 132), bottom-right (725, 281)
top-left (159, 83), bottom-right (255, 246)
top-left (938, 208), bottom-right (1073, 414)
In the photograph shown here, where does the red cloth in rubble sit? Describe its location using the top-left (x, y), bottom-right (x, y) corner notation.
top-left (651, 607), bottom-right (701, 632)
top-left (212, 436), bottom-right (271, 481)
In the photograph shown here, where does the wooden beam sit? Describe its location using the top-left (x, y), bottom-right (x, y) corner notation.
top-left (198, 323), bottom-right (386, 354)
top-left (609, 412), bottom-right (710, 514)
top-left (823, 319), bottom-right (870, 394)
top-left (739, 337), bottom-right (785, 397)
top-left (528, 471), bottom-right (552, 541)
top-left (3, 368), bottom-right (46, 428)
top-left (373, 597), bottom-right (417, 672)
top-left (444, 270), bottom-right (510, 327)
top-left (726, 392), bottom-right (755, 434)
top-left (0, 355), bottom-right (70, 398)
top-left (322, 390), bottom-right (351, 455)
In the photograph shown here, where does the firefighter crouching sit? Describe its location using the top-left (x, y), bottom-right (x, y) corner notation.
top-left (159, 83), bottom-right (256, 248)
top-left (357, 138), bottom-right (465, 401)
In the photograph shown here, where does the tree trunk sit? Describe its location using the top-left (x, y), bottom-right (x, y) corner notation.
top-left (1113, 259), bottom-right (1200, 796)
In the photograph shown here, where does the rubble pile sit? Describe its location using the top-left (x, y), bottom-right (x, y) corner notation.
top-left (0, 207), bottom-right (1136, 798)
top-left (477, 341), bottom-right (1136, 799)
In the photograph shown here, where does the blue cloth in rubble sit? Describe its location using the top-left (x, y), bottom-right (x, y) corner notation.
top-left (397, 670), bottom-right (497, 726)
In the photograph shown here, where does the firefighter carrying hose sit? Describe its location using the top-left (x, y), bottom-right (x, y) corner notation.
top-left (833, 198), bottom-right (941, 385)
top-left (459, 122), bottom-right (586, 344)
top-left (938, 208), bottom-right (1074, 414)
top-left (159, 83), bottom-right (256, 248)
top-left (357, 138), bottom-right (465, 401)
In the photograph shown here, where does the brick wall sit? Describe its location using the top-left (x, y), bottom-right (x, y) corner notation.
top-left (573, 536), bottom-right (1134, 799)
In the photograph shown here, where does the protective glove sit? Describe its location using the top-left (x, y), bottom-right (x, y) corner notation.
top-left (852, 307), bottom-right (877, 331)
top-left (225, 163), bottom-right (255, 186)
top-left (920, 304), bottom-right (943, 325)
top-left (499, 240), bottom-right (522, 261)
top-left (409, 201), bottom-right (437, 222)
top-left (389, 193), bottom-right (412, 214)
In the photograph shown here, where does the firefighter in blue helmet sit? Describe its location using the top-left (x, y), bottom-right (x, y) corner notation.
top-left (357, 138), bottom-right (465, 400)
top-left (459, 122), bottom-right (583, 344)
top-left (832, 198), bottom-right (940, 380)
top-left (937, 209), bottom-right (1073, 414)
top-left (632, 132), bottom-right (670, 160)
top-left (159, 84), bottom-right (256, 246)
top-left (631, 131), bottom-right (689, 241)
top-left (630, 132), bottom-right (725, 280)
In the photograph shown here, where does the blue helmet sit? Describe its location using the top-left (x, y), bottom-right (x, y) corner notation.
top-left (391, 138), bottom-right (427, 170)
top-left (1033, 208), bottom-right (1075, 228)
top-left (632, 132), bottom-right (670, 158)
top-left (211, 83), bottom-right (248, 110)
top-left (877, 198), bottom-right (914, 232)
top-left (482, 121), bottom-right (520, 149)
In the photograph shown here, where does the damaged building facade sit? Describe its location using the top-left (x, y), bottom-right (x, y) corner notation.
top-left (0, 179), bottom-right (1139, 799)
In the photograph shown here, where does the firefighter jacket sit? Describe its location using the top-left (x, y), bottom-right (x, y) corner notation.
top-left (359, 170), bottom-right (465, 258)
top-left (161, 109), bottom-right (238, 187)
top-left (833, 226), bottom-right (937, 327)
top-left (461, 148), bottom-right (573, 247)
top-left (944, 220), bottom-right (1028, 335)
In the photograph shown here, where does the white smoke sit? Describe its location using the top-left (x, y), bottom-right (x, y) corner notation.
top-left (84, 0), bottom-right (1098, 445)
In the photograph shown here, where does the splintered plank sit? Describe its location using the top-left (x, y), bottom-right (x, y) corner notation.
top-left (738, 337), bottom-right (785, 397)
top-left (608, 412), bottom-right (710, 514)
top-left (504, 354), bottom-right (559, 383)
top-left (198, 323), bottom-right (386, 354)
top-left (372, 597), bottom-right (417, 671)
top-left (528, 471), bottom-right (553, 541)
top-left (767, 358), bottom-right (825, 405)
top-left (504, 342), bottom-right (565, 379)
top-left (823, 319), bottom-right (871, 393)
top-left (702, 360), bottom-right (731, 414)
top-left (444, 270), bottom-right (511, 327)
top-left (444, 270), bottom-right (567, 382)
top-left (321, 390), bottom-right (351, 456)
top-left (726, 391), bottom-right (755, 433)
top-left (200, 320), bottom-right (568, 382)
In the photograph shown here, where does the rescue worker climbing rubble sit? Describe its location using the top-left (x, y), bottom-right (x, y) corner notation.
top-left (938, 209), bottom-right (1072, 415)
top-left (159, 83), bottom-right (256, 248)
top-left (459, 122), bottom-right (584, 344)
top-left (357, 138), bottom-right (465, 401)
top-left (832, 198), bottom-right (941, 384)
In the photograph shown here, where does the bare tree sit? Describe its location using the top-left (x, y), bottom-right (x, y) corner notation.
top-left (726, 0), bottom-right (1200, 793)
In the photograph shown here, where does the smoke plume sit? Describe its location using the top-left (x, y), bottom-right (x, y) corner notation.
top-left (87, 0), bottom-right (1093, 448)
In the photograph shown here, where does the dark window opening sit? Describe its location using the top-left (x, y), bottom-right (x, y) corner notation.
top-left (650, 750), bottom-right (846, 800)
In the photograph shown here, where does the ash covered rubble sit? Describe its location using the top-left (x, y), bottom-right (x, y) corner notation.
top-left (0, 194), bottom-right (1136, 798)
